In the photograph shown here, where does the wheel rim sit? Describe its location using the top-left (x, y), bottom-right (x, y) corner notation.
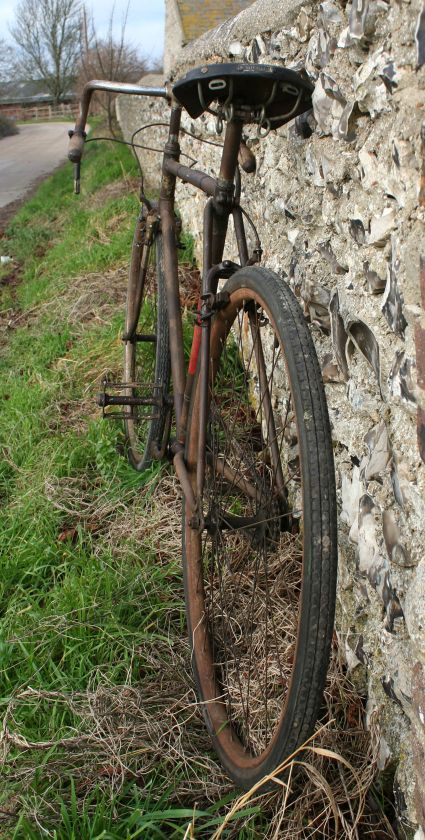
top-left (185, 287), bottom-right (305, 770)
top-left (124, 243), bottom-right (168, 467)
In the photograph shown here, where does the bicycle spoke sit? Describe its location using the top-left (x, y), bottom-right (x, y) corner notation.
top-left (184, 262), bottom-right (337, 791)
top-left (196, 292), bottom-right (304, 756)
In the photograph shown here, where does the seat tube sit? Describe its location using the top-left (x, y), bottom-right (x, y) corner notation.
top-left (196, 119), bottom-right (244, 506)
top-left (210, 118), bottom-right (243, 265)
top-left (159, 103), bottom-right (185, 431)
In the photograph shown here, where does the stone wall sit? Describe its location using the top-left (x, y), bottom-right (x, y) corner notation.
top-left (118, 1), bottom-right (425, 832)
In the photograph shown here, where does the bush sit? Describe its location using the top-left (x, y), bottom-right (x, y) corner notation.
top-left (0, 114), bottom-right (19, 138)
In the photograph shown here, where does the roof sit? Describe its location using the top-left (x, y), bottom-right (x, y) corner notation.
top-left (176, 0), bottom-right (254, 43)
top-left (0, 79), bottom-right (75, 105)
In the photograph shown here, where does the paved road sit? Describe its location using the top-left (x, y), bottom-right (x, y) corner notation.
top-left (0, 122), bottom-right (72, 208)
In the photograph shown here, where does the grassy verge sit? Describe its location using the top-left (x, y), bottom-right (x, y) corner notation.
top-left (0, 136), bottom-right (266, 839)
top-left (0, 137), bottom-right (393, 839)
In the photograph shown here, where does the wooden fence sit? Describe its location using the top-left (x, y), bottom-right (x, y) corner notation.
top-left (0, 102), bottom-right (79, 121)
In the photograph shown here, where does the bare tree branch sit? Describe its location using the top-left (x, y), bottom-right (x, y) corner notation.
top-left (9, 0), bottom-right (81, 103)
top-left (78, 5), bottom-right (148, 136)
top-left (0, 38), bottom-right (20, 86)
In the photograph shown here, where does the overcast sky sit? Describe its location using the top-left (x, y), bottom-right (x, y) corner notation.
top-left (0, 0), bottom-right (165, 64)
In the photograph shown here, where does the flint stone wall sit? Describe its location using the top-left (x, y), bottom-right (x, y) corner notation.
top-left (117, 0), bottom-right (425, 831)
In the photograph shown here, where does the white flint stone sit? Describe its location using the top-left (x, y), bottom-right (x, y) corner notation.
top-left (377, 736), bottom-right (392, 770)
top-left (363, 422), bottom-right (391, 481)
top-left (347, 381), bottom-right (381, 419)
top-left (287, 228), bottom-right (300, 244)
top-left (341, 465), bottom-right (362, 537)
top-left (357, 501), bottom-right (380, 576)
top-left (297, 8), bottom-right (311, 41)
top-left (353, 50), bottom-right (391, 117)
top-left (368, 207), bottom-right (397, 246)
top-left (338, 101), bottom-right (355, 139)
top-left (349, 0), bottom-right (370, 39)
top-left (228, 40), bottom-right (243, 56)
top-left (345, 638), bottom-right (362, 671)
top-left (337, 26), bottom-right (354, 48)
top-left (320, 1), bottom-right (342, 24)
top-left (359, 147), bottom-right (380, 189)
top-left (359, 148), bottom-right (406, 207)
top-left (305, 146), bottom-right (325, 185)
top-left (312, 73), bottom-right (347, 138)
top-left (306, 28), bottom-right (331, 75)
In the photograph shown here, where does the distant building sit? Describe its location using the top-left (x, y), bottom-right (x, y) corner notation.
top-left (0, 80), bottom-right (76, 120)
top-left (164, 0), bottom-right (254, 75)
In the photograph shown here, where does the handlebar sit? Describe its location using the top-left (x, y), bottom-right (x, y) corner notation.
top-left (68, 79), bottom-right (170, 193)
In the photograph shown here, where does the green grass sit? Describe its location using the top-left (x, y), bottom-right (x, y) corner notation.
top-left (0, 124), bottom-right (389, 840)
top-left (0, 134), bottom-right (267, 839)
top-left (17, 116), bottom-right (75, 125)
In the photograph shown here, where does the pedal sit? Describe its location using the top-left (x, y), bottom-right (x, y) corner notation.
top-left (97, 378), bottom-right (170, 421)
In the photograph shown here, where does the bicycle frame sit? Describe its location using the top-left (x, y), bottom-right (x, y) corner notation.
top-left (159, 102), bottom-right (254, 527)
top-left (69, 78), bottom-right (339, 788)
top-left (69, 81), bottom-right (257, 527)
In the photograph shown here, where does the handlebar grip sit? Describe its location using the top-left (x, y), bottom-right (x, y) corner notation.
top-left (68, 128), bottom-right (86, 163)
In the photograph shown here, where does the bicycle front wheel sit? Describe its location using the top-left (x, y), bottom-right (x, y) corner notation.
top-left (124, 225), bottom-right (171, 471)
top-left (183, 266), bottom-right (337, 789)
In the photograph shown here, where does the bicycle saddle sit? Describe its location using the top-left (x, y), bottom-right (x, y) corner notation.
top-left (172, 63), bottom-right (313, 129)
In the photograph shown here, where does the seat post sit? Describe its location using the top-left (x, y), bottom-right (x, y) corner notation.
top-left (219, 118), bottom-right (243, 183)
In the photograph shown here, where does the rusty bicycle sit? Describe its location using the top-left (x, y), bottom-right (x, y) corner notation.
top-left (68, 63), bottom-right (338, 790)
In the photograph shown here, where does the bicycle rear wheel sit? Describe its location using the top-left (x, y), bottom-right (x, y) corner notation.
top-left (183, 266), bottom-right (337, 789)
top-left (124, 222), bottom-right (171, 471)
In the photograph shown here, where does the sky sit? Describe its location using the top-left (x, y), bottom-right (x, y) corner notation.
top-left (0, 0), bottom-right (165, 64)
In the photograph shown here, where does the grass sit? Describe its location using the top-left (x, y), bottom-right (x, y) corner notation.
top-left (0, 133), bottom-right (395, 839)
top-left (16, 116), bottom-right (76, 125)
top-left (0, 133), bottom-right (259, 839)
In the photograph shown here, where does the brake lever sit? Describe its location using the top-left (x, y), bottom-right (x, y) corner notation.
top-left (73, 161), bottom-right (81, 195)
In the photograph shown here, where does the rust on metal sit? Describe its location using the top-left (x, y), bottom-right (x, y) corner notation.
top-left (173, 448), bottom-right (198, 521)
top-left (163, 158), bottom-right (216, 196)
top-left (232, 207), bottom-right (249, 266)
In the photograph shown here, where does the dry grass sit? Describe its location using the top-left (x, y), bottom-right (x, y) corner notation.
top-left (1, 612), bottom-right (396, 837)
top-left (1, 466), bottom-right (396, 837)
top-left (204, 534), bottom-right (302, 757)
top-left (0, 254), bottom-right (396, 836)
top-left (87, 176), bottom-right (140, 210)
top-left (46, 265), bottom-right (128, 331)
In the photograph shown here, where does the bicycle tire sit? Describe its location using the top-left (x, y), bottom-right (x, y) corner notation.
top-left (124, 230), bottom-right (171, 471)
top-left (183, 265), bottom-right (337, 789)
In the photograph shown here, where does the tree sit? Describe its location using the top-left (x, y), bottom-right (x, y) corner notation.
top-left (78, 6), bottom-right (148, 135)
top-left (0, 38), bottom-right (19, 87)
top-left (10, 0), bottom-right (81, 104)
